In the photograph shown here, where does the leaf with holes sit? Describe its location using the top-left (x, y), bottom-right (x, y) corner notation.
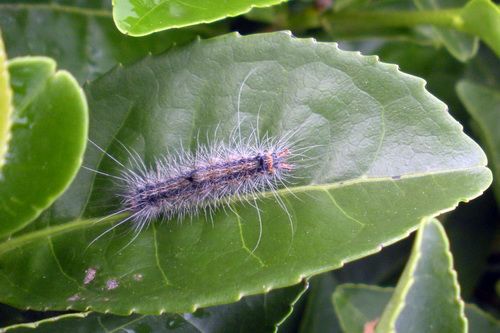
top-left (0, 32), bottom-right (491, 315)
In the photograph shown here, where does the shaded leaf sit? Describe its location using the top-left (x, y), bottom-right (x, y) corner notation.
top-left (444, 197), bottom-right (497, 298)
top-left (0, 57), bottom-right (87, 236)
top-left (0, 2), bottom-right (210, 83)
top-left (298, 238), bottom-right (413, 333)
top-left (299, 273), bottom-right (342, 333)
top-left (456, 80), bottom-right (500, 203)
top-left (459, 0), bottom-right (500, 58)
top-left (0, 281), bottom-right (307, 332)
top-left (414, 0), bottom-right (478, 62)
top-left (333, 284), bottom-right (500, 333)
top-left (466, 303), bottom-right (500, 333)
top-left (0, 32), bottom-right (490, 315)
top-left (113, 0), bottom-right (286, 36)
top-left (377, 219), bottom-right (467, 333)
top-left (333, 284), bottom-right (392, 333)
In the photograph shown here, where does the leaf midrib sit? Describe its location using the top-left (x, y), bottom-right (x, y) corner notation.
top-left (0, 166), bottom-right (486, 256)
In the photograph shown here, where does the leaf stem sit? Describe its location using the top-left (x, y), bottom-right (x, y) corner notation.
top-left (287, 8), bottom-right (466, 34)
top-left (0, 3), bottom-right (112, 18)
top-left (328, 9), bottom-right (463, 30)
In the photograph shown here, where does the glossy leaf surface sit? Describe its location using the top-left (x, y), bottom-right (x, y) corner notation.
top-left (113, 0), bottom-right (286, 36)
top-left (0, 32), bottom-right (490, 315)
top-left (0, 57), bottom-right (87, 236)
top-left (377, 219), bottom-right (466, 333)
top-left (0, 282), bottom-right (307, 333)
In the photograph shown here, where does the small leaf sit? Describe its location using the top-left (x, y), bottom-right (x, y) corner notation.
top-left (332, 284), bottom-right (500, 333)
top-left (376, 219), bottom-right (467, 333)
top-left (0, 29), bottom-right (13, 169)
top-left (0, 282), bottom-right (308, 333)
top-left (113, 0), bottom-right (286, 36)
top-left (333, 284), bottom-right (393, 333)
top-left (0, 57), bottom-right (88, 236)
top-left (413, 0), bottom-right (478, 62)
top-left (459, 0), bottom-right (500, 58)
top-left (299, 273), bottom-right (342, 333)
top-left (456, 80), bottom-right (500, 203)
top-left (0, 32), bottom-right (491, 315)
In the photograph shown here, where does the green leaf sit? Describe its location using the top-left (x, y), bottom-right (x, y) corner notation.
top-left (0, 2), bottom-right (209, 83)
top-left (459, 0), bottom-right (500, 58)
top-left (333, 284), bottom-right (393, 333)
top-left (413, 0), bottom-right (478, 62)
top-left (299, 239), bottom-right (412, 333)
top-left (332, 0), bottom-right (371, 12)
top-left (444, 196), bottom-right (497, 298)
top-left (0, 282), bottom-right (307, 333)
top-left (0, 57), bottom-right (87, 236)
top-left (293, 0), bottom-right (499, 58)
top-left (0, 29), bottom-right (13, 169)
top-left (299, 273), bottom-right (342, 333)
top-left (456, 80), bottom-right (500, 203)
top-left (113, 0), bottom-right (286, 36)
top-left (332, 284), bottom-right (500, 333)
top-left (0, 32), bottom-right (491, 315)
top-left (376, 219), bottom-right (467, 333)
top-left (466, 304), bottom-right (500, 333)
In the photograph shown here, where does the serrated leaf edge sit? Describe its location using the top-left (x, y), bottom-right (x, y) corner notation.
top-left (0, 312), bottom-right (91, 332)
top-left (376, 219), bottom-right (468, 333)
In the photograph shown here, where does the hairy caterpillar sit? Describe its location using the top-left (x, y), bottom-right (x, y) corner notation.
top-left (85, 70), bottom-right (319, 252)
top-left (86, 125), bottom-right (310, 252)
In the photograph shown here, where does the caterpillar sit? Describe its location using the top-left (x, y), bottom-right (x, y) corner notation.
top-left (84, 69), bottom-right (319, 252)
top-left (85, 127), bottom-right (307, 252)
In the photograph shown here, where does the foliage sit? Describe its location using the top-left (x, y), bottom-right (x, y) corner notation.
top-left (0, 0), bottom-right (498, 331)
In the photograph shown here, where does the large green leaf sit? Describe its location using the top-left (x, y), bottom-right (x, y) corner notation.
top-left (113, 0), bottom-right (286, 36)
top-left (0, 1), bottom-right (210, 83)
top-left (0, 29), bottom-right (12, 169)
top-left (333, 284), bottom-right (500, 333)
top-left (0, 282), bottom-right (307, 332)
top-left (0, 57), bottom-right (87, 236)
top-left (0, 32), bottom-right (491, 315)
top-left (456, 80), bottom-right (500, 203)
top-left (376, 219), bottom-right (467, 333)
